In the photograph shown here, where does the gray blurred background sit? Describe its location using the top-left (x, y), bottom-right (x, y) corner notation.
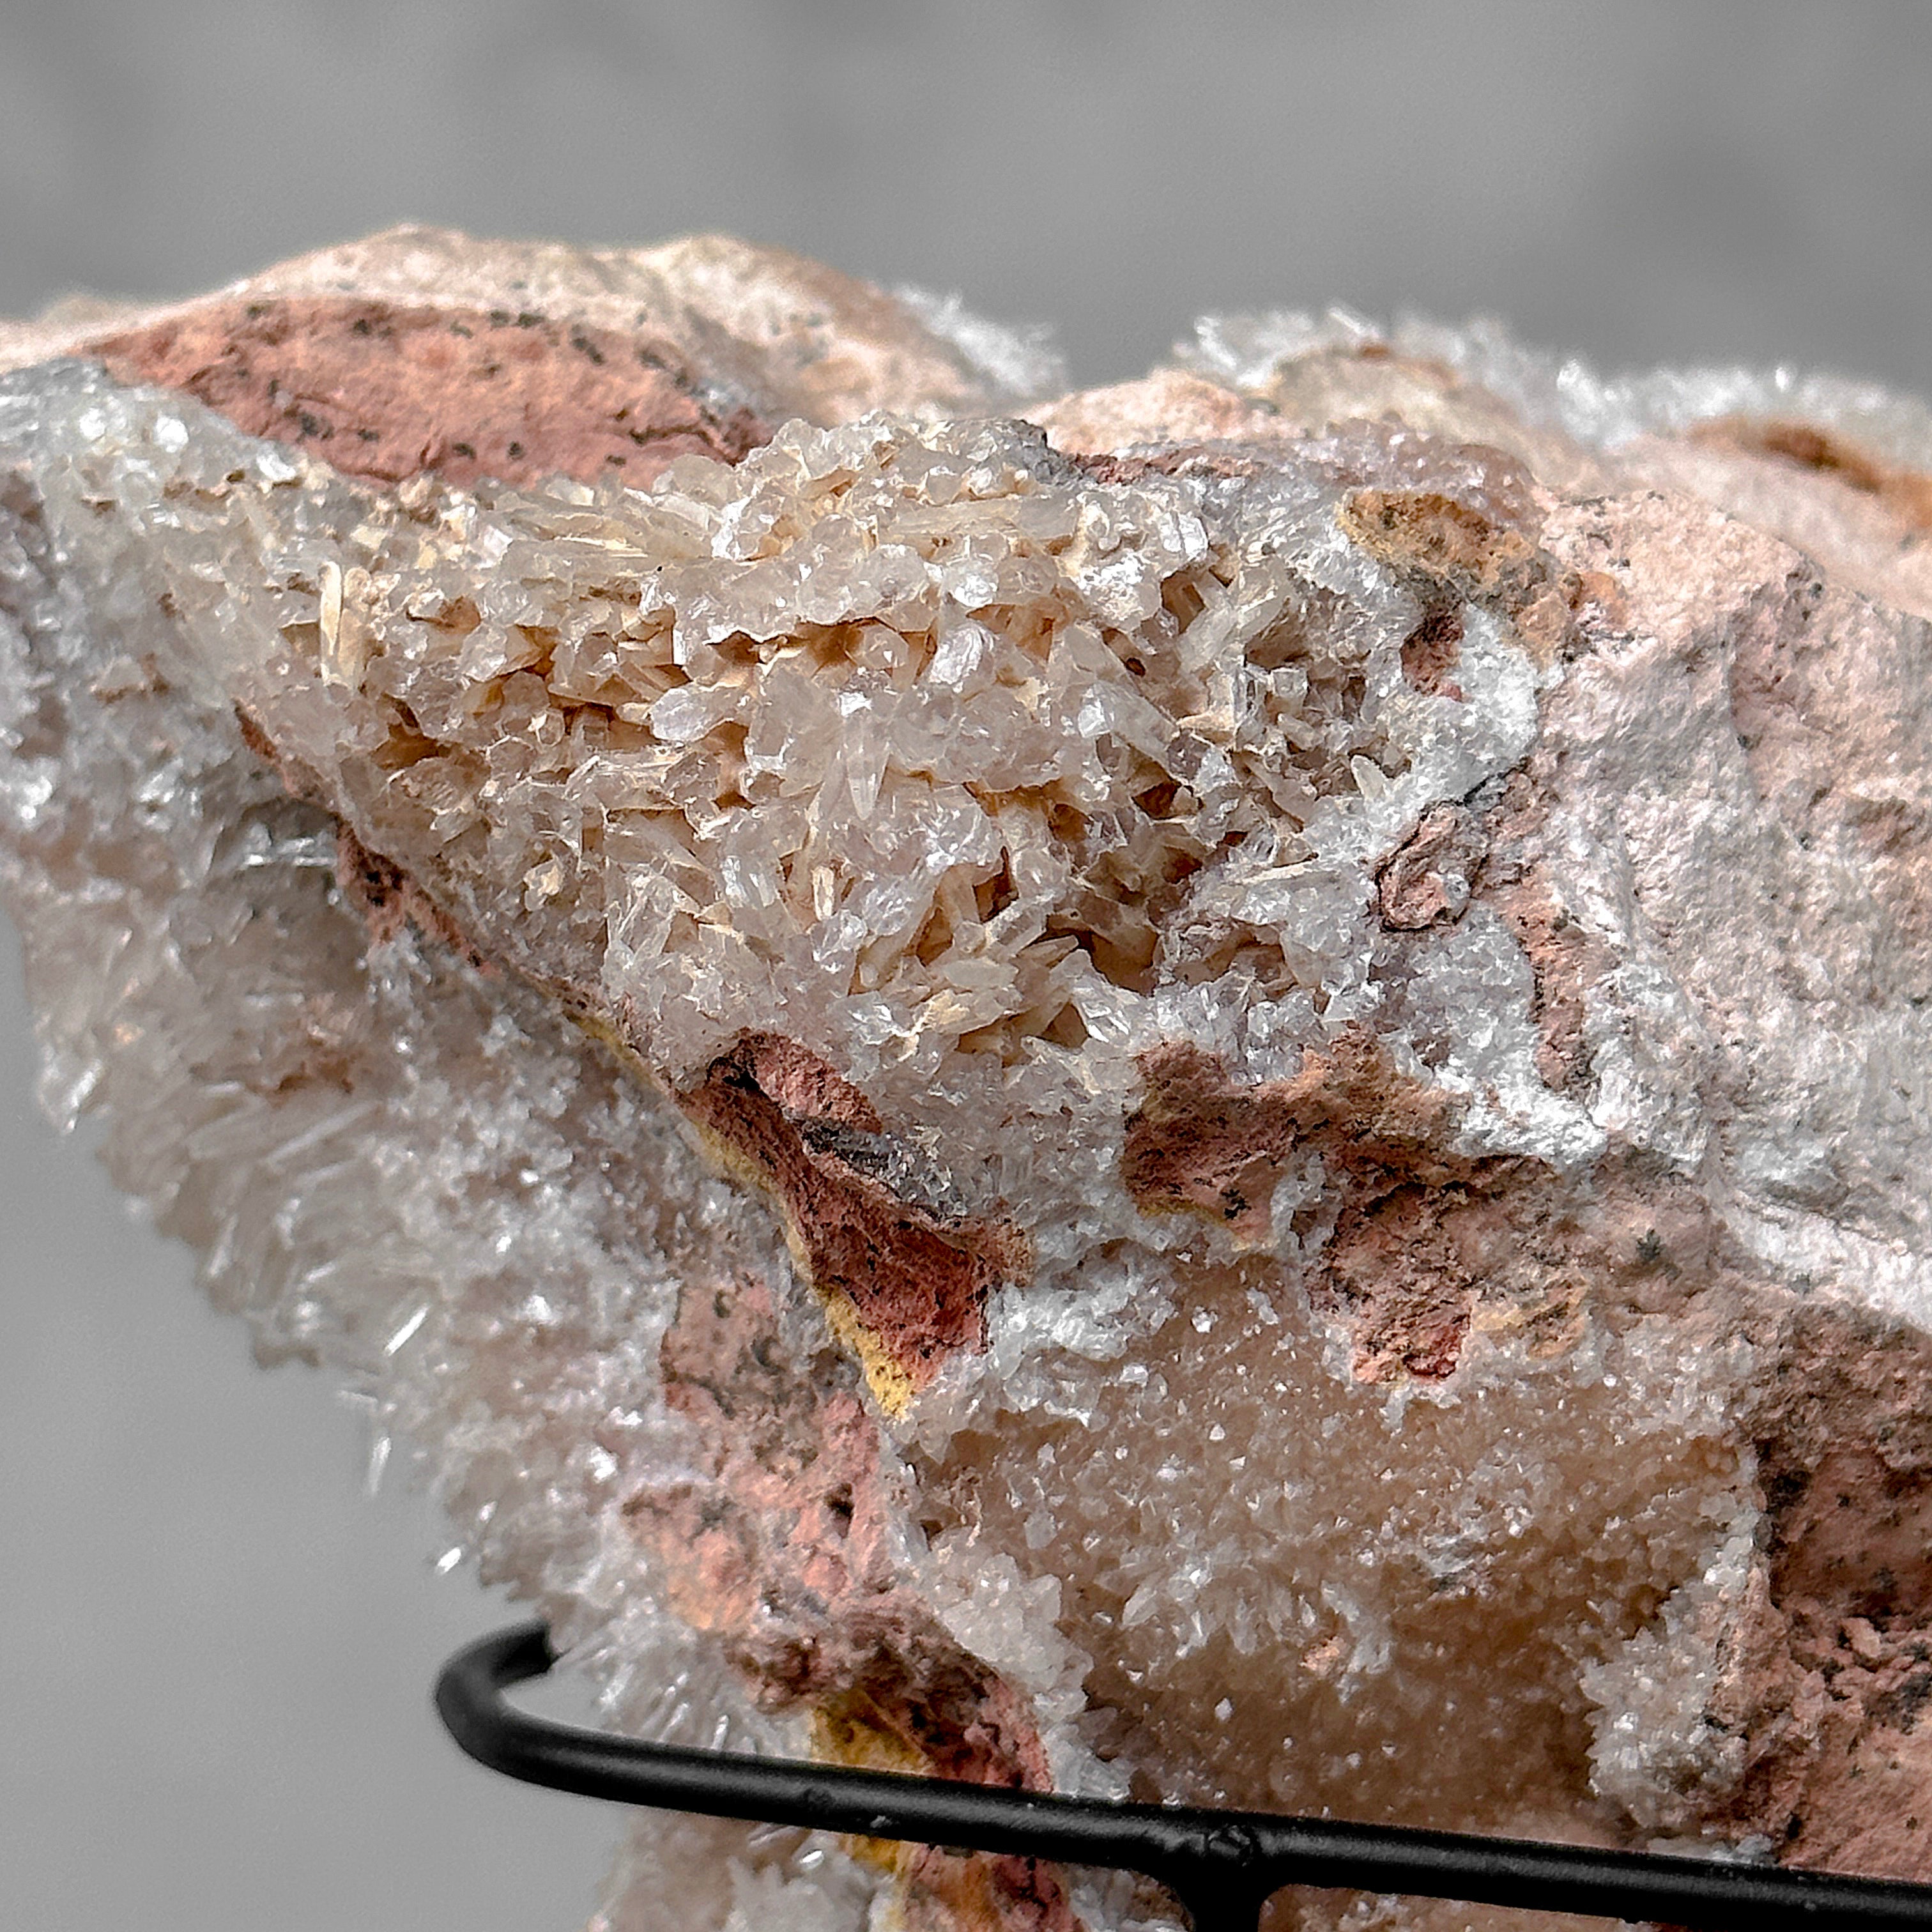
top-left (4, 3), bottom-right (1931, 1927)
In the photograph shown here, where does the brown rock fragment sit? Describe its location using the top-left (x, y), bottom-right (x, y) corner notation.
top-left (1693, 416), bottom-right (1932, 532)
top-left (1376, 802), bottom-right (1488, 929)
top-left (332, 822), bottom-right (485, 965)
top-left (3, 224), bottom-right (1032, 434)
top-left (1398, 599), bottom-right (1466, 698)
top-left (1652, 1301), bottom-right (1932, 1883)
top-left (1123, 1030), bottom-right (1473, 1247)
top-left (626, 1274), bottom-right (1077, 1932)
top-left (676, 1034), bottom-right (1030, 1413)
top-left (1123, 1031), bottom-right (1558, 1379)
top-left (1340, 484), bottom-right (1579, 661)
top-left (94, 296), bottom-right (769, 489)
top-left (1475, 769), bottom-right (1602, 1096)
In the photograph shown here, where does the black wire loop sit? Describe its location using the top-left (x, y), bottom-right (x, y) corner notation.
top-left (436, 1620), bottom-right (1932, 1932)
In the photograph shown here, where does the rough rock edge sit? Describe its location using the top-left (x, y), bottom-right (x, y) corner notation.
top-left (93, 295), bottom-right (770, 491)
top-left (0, 224), bottom-right (1031, 429)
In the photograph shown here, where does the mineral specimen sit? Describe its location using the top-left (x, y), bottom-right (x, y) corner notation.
top-left (6, 229), bottom-right (1932, 1931)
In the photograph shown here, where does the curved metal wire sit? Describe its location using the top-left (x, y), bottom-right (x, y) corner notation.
top-left (436, 1621), bottom-right (1932, 1932)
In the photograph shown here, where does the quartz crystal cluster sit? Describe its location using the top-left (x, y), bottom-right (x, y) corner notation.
top-left (7, 230), bottom-right (1932, 1931)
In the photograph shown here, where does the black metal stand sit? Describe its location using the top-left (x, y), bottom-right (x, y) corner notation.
top-left (436, 1621), bottom-right (1932, 1931)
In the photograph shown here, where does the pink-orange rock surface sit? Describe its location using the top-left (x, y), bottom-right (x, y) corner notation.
top-left (6, 230), bottom-right (1932, 1930)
